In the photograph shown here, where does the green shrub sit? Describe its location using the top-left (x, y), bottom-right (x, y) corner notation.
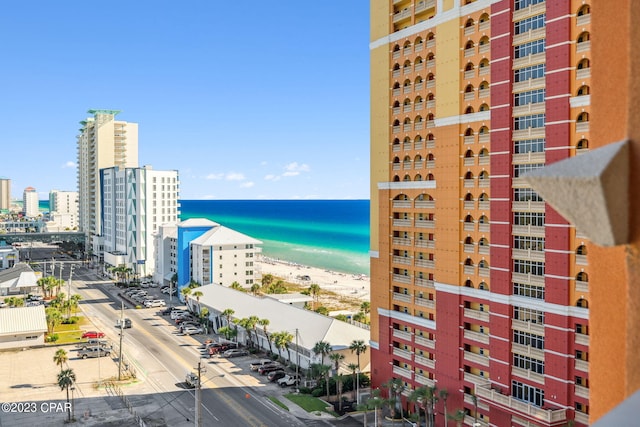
top-left (46, 334), bottom-right (59, 343)
top-left (298, 387), bottom-right (312, 394)
top-left (311, 388), bottom-right (324, 398)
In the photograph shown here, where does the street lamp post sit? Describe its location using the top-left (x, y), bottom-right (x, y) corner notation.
top-left (356, 368), bottom-right (360, 405)
top-left (70, 386), bottom-right (75, 421)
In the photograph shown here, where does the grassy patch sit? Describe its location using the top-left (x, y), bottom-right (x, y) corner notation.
top-left (268, 396), bottom-right (289, 411)
top-left (52, 330), bottom-right (84, 344)
top-left (285, 393), bottom-right (332, 414)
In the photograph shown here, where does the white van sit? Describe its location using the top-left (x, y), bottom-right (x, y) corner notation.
top-left (145, 299), bottom-right (166, 308)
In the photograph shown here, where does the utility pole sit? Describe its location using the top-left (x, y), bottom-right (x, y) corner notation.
top-left (195, 359), bottom-right (205, 427)
top-left (118, 301), bottom-right (124, 381)
top-left (295, 328), bottom-right (299, 393)
top-left (67, 265), bottom-right (74, 318)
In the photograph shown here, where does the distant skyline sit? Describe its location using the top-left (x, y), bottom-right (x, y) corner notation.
top-left (1, 1), bottom-right (370, 200)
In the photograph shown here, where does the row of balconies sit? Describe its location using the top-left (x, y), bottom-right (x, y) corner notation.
top-left (463, 221), bottom-right (491, 233)
top-left (463, 88), bottom-right (491, 101)
top-left (392, 292), bottom-right (436, 309)
top-left (464, 64), bottom-right (491, 80)
top-left (475, 384), bottom-right (567, 425)
top-left (463, 265), bottom-right (491, 278)
top-left (391, 140), bottom-right (436, 152)
top-left (463, 200), bottom-right (491, 211)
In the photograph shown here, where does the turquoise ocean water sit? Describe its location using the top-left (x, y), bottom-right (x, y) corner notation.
top-left (179, 200), bottom-right (370, 276)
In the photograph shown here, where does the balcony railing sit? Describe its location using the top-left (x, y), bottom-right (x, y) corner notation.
top-left (464, 243), bottom-right (475, 253)
top-left (393, 328), bottom-right (412, 341)
top-left (464, 135), bottom-right (475, 144)
top-left (393, 8), bottom-right (412, 23)
top-left (415, 0), bottom-right (435, 14)
top-left (464, 69), bottom-right (475, 79)
top-left (576, 40), bottom-right (591, 53)
top-left (575, 384), bottom-right (590, 399)
top-left (513, 101), bottom-right (546, 116)
top-left (479, 201), bottom-right (490, 210)
top-left (464, 329), bottom-right (490, 345)
top-left (512, 366), bottom-right (545, 385)
top-left (415, 354), bottom-right (435, 369)
top-left (392, 237), bottom-right (412, 246)
top-left (464, 91), bottom-right (475, 101)
top-left (415, 373), bottom-right (435, 387)
top-left (463, 371), bottom-right (491, 386)
top-left (464, 351), bottom-right (490, 367)
top-left (415, 259), bottom-right (435, 269)
top-left (512, 1), bottom-right (546, 22)
top-left (575, 358), bottom-right (589, 373)
top-left (393, 347), bottom-right (413, 360)
top-left (512, 342), bottom-right (545, 361)
top-left (415, 220), bottom-right (435, 229)
top-left (464, 308), bottom-right (490, 322)
top-left (415, 277), bottom-right (435, 288)
top-left (576, 254), bottom-right (588, 265)
top-left (512, 52), bottom-right (546, 69)
top-left (414, 335), bottom-right (436, 348)
top-left (576, 68), bottom-right (591, 80)
top-left (512, 318), bottom-right (545, 336)
top-left (464, 25), bottom-right (475, 36)
top-left (511, 248), bottom-right (546, 263)
top-left (415, 200), bottom-right (435, 209)
top-left (415, 239), bottom-right (435, 249)
top-left (576, 280), bottom-right (589, 293)
top-left (576, 121), bottom-right (590, 133)
top-left (575, 333), bottom-right (590, 346)
top-left (463, 265), bottom-right (476, 275)
top-left (511, 225), bottom-right (546, 237)
top-left (577, 13), bottom-right (591, 26)
top-left (392, 291), bottom-right (413, 303)
top-left (392, 365), bottom-right (413, 379)
top-left (392, 274), bottom-right (412, 285)
top-left (392, 200), bottom-right (412, 208)
top-left (511, 200), bottom-right (546, 212)
top-left (415, 297), bottom-right (435, 309)
top-left (392, 219), bottom-right (412, 227)
top-left (478, 267), bottom-right (490, 277)
top-left (475, 384), bottom-right (567, 424)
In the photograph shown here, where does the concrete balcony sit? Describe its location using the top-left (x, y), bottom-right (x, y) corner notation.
top-left (465, 393), bottom-right (490, 411)
top-left (426, 59), bottom-right (435, 69)
top-left (415, 0), bottom-right (435, 14)
top-left (415, 259), bottom-right (435, 269)
top-left (575, 333), bottom-right (590, 346)
top-left (576, 280), bottom-right (589, 293)
top-left (478, 44), bottom-right (490, 54)
top-left (478, 201), bottom-right (490, 210)
top-left (576, 254), bottom-right (588, 265)
top-left (403, 105), bottom-right (412, 113)
top-left (415, 373), bottom-right (435, 387)
top-left (511, 272), bottom-right (545, 287)
top-left (478, 245), bottom-right (490, 255)
top-left (464, 69), bottom-right (475, 80)
top-left (464, 25), bottom-right (475, 36)
top-left (393, 8), bottom-right (412, 24)
top-left (414, 63), bottom-right (424, 72)
top-left (512, 27), bottom-right (547, 46)
top-left (512, 126), bottom-right (546, 140)
top-left (512, 52), bottom-right (546, 69)
top-left (512, 366), bottom-right (545, 385)
top-left (463, 265), bottom-right (476, 275)
top-left (415, 335), bottom-right (436, 349)
top-left (575, 384), bottom-right (590, 399)
top-left (574, 412), bottom-right (589, 426)
top-left (392, 274), bottom-right (412, 286)
top-left (393, 347), bottom-right (413, 360)
top-left (479, 65), bottom-right (490, 76)
top-left (426, 39), bottom-right (435, 49)
top-left (576, 68), bottom-right (591, 80)
top-left (577, 13), bottom-right (591, 26)
top-left (415, 297), bottom-right (435, 309)
top-left (478, 133), bottom-right (490, 143)
top-left (576, 40), bottom-right (591, 53)
top-left (415, 239), bottom-right (435, 249)
top-left (393, 328), bottom-right (412, 341)
top-left (415, 200), bottom-right (435, 209)
top-left (465, 415), bottom-right (489, 427)
top-left (511, 200), bottom-right (546, 212)
top-left (464, 135), bottom-right (475, 144)
top-left (464, 157), bottom-right (476, 167)
top-left (475, 385), bottom-right (567, 425)
top-left (392, 365), bottom-right (413, 379)
top-left (392, 219), bottom-right (412, 227)
top-left (392, 200), bottom-right (412, 208)
top-left (575, 358), bottom-right (589, 373)
top-left (414, 82), bottom-right (424, 91)
top-left (392, 291), bottom-right (413, 303)
top-left (414, 141), bottom-right (424, 150)
top-left (464, 243), bottom-right (475, 253)
top-left (463, 371), bottom-right (491, 386)
top-left (512, 101), bottom-right (546, 116)
top-left (463, 222), bottom-right (476, 232)
top-left (464, 351), bottom-right (490, 367)
top-left (426, 140), bottom-right (435, 148)
top-left (511, 225), bottom-right (546, 237)
top-left (478, 223), bottom-right (490, 232)
top-left (464, 178), bottom-right (476, 188)
top-left (464, 91), bottom-right (476, 101)
top-left (464, 329), bottom-right (490, 345)
top-left (464, 48), bottom-right (475, 58)
top-left (392, 50), bottom-right (401, 60)
top-left (463, 201), bottom-right (475, 210)
top-left (512, 1), bottom-right (546, 22)
top-left (511, 248), bottom-right (546, 263)
top-left (415, 220), bottom-right (435, 229)
top-left (464, 308), bottom-right (490, 322)
top-left (426, 99), bottom-right (435, 108)
top-left (512, 318), bottom-right (545, 336)
top-left (478, 267), bottom-right (490, 277)
top-left (479, 89), bottom-right (490, 99)
top-left (576, 121), bottom-right (590, 133)
top-left (415, 354), bottom-right (435, 369)
top-left (392, 237), bottom-right (412, 246)
top-left (393, 88), bottom-right (401, 96)
top-left (415, 278), bottom-right (435, 288)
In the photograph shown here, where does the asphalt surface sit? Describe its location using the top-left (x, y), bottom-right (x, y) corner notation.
top-left (1, 252), bottom-right (366, 427)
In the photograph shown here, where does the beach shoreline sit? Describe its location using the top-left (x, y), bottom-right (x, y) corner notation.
top-left (256, 256), bottom-right (370, 302)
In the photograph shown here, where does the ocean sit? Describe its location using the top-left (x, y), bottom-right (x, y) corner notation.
top-left (179, 200), bottom-right (370, 276)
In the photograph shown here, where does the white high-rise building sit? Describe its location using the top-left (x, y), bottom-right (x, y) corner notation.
top-left (0, 178), bottom-right (10, 211)
top-left (22, 187), bottom-right (38, 218)
top-left (77, 109), bottom-right (138, 261)
top-left (101, 165), bottom-right (179, 277)
top-left (48, 190), bottom-right (79, 230)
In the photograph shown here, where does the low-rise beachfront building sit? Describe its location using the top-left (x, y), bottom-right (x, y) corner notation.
top-left (0, 244), bottom-right (19, 271)
top-left (189, 284), bottom-right (371, 372)
top-left (163, 218), bottom-right (262, 295)
top-left (0, 305), bottom-right (47, 349)
top-left (153, 223), bottom-right (178, 286)
top-left (0, 263), bottom-right (38, 297)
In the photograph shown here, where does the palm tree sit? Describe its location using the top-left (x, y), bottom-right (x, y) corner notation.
top-left (258, 318), bottom-right (272, 354)
top-left (349, 339), bottom-right (367, 371)
top-left (383, 378), bottom-right (405, 424)
top-left (313, 341), bottom-right (332, 366)
top-left (330, 353), bottom-right (345, 407)
top-left (261, 273), bottom-right (274, 289)
top-left (217, 325), bottom-right (236, 341)
top-left (412, 385), bottom-right (438, 427)
top-left (57, 368), bottom-right (76, 422)
top-left (447, 409), bottom-right (466, 427)
top-left (309, 283), bottom-right (321, 309)
top-left (221, 308), bottom-right (235, 327)
top-left (250, 283), bottom-right (261, 296)
top-left (347, 362), bottom-right (359, 401)
top-left (360, 301), bottom-right (371, 315)
top-left (274, 330), bottom-right (294, 362)
top-left (247, 315), bottom-right (260, 348)
top-left (192, 290), bottom-right (203, 313)
top-left (439, 389), bottom-right (449, 427)
top-left (230, 281), bottom-right (243, 291)
top-left (53, 348), bottom-right (68, 373)
top-left (181, 287), bottom-right (192, 305)
top-left (45, 307), bottom-right (63, 334)
top-left (69, 294), bottom-right (82, 316)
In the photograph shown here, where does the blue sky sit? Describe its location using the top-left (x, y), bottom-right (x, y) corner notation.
top-left (1, 1), bottom-right (370, 200)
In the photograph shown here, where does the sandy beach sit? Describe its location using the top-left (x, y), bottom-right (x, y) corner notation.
top-left (256, 256), bottom-right (370, 301)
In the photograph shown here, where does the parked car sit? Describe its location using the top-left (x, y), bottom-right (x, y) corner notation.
top-left (249, 359), bottom-right (274, 371)
top-left (0, 302), bottom-right (7, 308)
top-left (185, 372), bottom-right (199, 388)
top-left (258, 364), bottom-right (283, 375)
top-left (76, 339), bottom-right (109, 350)
top-left (278, 374), bottom-right (301, 387)
top-left (116, 318), bottom-right (132, 329)
top-left (140, 282), bottom-right (150, 288)
top-left (77, 346), bottom-right (111, 359)
top-left (267, 370), bottom-right (287, 382)
top-left (82, 331), bottom-right (105, 339)
top-left (182, 326), bottom-right (204, 335)
top-left (144, 299), bottom-right (166, 308)
top-left (222, 349), bottom-right (249, 358)
top-left (179, 321), bottom-right (200, 332)
top-left (170, 310), bottom-right (190, 320)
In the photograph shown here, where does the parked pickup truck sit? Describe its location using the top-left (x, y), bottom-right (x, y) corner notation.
top-left (75, 339), bottom-right (109, 350)
top-left (77, 346), bottom-right (112, 359)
